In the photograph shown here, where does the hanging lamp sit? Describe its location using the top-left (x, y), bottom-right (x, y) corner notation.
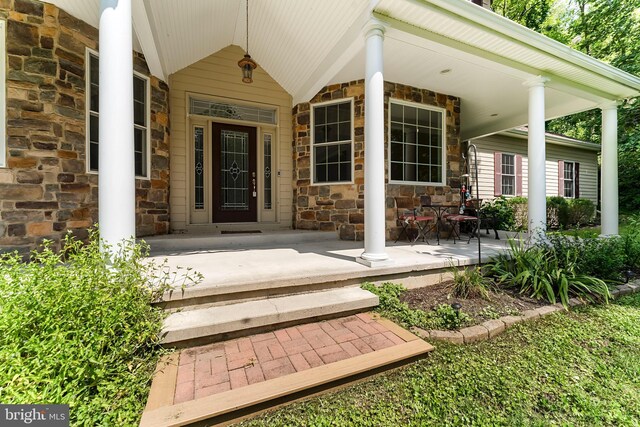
top-left (238, 0), bottom-right (257, 83)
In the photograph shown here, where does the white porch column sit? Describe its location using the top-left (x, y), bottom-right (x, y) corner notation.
top-left (524, 76), bottom-right (549, 239)
top-left (99, 0), bottom-right (135, 248)
top-left (358, 20), bottom-right (391, 267)
top-left (600, 101), bottom-right (619, 236)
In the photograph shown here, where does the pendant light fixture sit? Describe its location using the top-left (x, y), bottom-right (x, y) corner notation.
top-left (238, 0), bottom-right (257, 84)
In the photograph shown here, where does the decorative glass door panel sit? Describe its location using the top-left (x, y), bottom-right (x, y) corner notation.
top-left (212, 123), bottom-right (257, 222)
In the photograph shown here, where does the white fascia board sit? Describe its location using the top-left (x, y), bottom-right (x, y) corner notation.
top-left (292, 1), bottom-right (378, 105)
top-left (499, 129), bottom-right (601, 152)
top-left (424, 0), bottom-right (640, 94)
top-left (132, 0), bottom-right (166, 82)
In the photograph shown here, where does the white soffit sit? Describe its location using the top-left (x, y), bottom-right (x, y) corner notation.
top-left (374, 0), bottom-right (640, 99)
top-left (49, 0), bottom-right (143, 53)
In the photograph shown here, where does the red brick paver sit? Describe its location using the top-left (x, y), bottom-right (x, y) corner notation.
top-left (172, 314), bottom-right (410, 405)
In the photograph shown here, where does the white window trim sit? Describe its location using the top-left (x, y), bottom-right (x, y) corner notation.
top-left (387, 99), bottom-right (447, 186)
top-left (564, 160), bottom-right (575, 198)
top-left (500, 152), bottom-right (516, 196)
top-left (0, 20), bottom-right (6, 168)
top-left (310, 97), bottom-right (355, 185)
top-left (85, 48), bottom-right (151, 179)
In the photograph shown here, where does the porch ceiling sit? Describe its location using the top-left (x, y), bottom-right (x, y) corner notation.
top-left (48, 0), bottom-right (640, 140)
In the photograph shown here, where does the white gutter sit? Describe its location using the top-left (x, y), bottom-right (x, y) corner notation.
top-left (498, 129), bottom-right (601, 152)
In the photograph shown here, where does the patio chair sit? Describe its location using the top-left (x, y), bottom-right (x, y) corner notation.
top-left (445, 198), bottom-right (482, 244)
top-left (394, 197), bottom-right (434, 243)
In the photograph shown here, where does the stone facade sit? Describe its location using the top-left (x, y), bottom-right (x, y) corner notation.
top-left (0, 1), bottom-right (170, 253)
top-left (292, 81), bottom-right (462, 241)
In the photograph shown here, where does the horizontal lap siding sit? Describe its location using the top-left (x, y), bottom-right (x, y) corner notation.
top-left (169, 45), bottom-right (293, 230)
top-left (474, 135), bottom-right (598, 204)
top-left (475, 136), bottom-right (528, 200)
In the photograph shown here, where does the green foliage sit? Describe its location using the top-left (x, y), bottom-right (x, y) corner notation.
top-left (507, 196), bottom-right (529, 231)
top-left (546, 196), bottom-right (570, 229)
top-left (566, 198), bottom-right (596, 225)
top-left (491, 0), bottom-right (555, 31)
top-left (486, 239), bottom-right (610, 306)
top-left (0, 232), bottom-right (200, 426)
top-left (431, 304), bottom-right (471, 330)
top-left (480, 196), bottom-right (515, 231)
top-left (240, 293), bottom-right (640, 426)
top-left (361, 283), bottom-right (471, 331)
top-left (478, 306), bottom-right (501, 320)
top-left (361, 282), bottom-right (433, 330)
top-left (619, 149), bottom-right (640, 212)
top-left (547, 234), bottom-right (626, 281)
top-left (451, 266), bottom-right (491, 300)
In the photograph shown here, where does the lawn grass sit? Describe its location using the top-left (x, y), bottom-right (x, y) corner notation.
top-left (239, 293), bottom-right (640, 426)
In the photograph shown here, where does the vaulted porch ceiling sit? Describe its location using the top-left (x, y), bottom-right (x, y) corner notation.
top-left (48, 0), bottom-right (640, 139)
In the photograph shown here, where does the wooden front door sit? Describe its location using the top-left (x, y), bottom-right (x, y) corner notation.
top-left (212, 123), bottom-right (257, 223)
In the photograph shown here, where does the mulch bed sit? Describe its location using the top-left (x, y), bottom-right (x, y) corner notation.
top-left (400, 281), bottom-right (547, 325)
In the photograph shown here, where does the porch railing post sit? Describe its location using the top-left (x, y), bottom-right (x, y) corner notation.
top-left (358, 19), bottom-right (392, 267)
top-left (99, 0), bottom-right (136, 248)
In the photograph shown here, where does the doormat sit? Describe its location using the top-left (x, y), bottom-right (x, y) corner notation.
top-left (220, 230), bottom-right (262, 234)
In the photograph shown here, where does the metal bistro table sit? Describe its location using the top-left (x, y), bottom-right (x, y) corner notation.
top-left (420, 196), bottom-right (459, 245)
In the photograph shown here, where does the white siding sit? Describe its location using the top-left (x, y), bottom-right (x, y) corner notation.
top-left (474, 134), bottom-right (599, 205)
top-left (169, 45), bottom-right (293, 231)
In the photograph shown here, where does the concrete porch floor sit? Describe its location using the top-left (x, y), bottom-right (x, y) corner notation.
top-left (144, 229), bottom-right (519, 296)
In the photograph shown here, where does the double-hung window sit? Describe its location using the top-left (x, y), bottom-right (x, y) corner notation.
top-left (312, 100), bottom-right (353, 184)
top-left (501, 154), bottom-right (516, 196)
top-left (389, 101), bottom-right (445, 184)
top-left (564, 161), bottom-right (575, 198)
top-left (87, 51), bottom-right (150, 177)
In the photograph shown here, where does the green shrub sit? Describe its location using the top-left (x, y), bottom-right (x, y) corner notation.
top-left (508, 196), bottom-right (529, 231)
top-left (567, 198), bottom-right (596, 226)
top-left (480, 196), bottom-right (515, 230)
top-left (0, 232), bottom-right (200, 426)
top-left (451, 265), bottom-right (491, 299)
top-left (547, 196), bottom-right (570, 229)
top-left (547, 234), bottom-right (625, 281)
top-left (621, 228), bottom-right (640, 271)
top-left (486, 239), bottom-right (610, 306)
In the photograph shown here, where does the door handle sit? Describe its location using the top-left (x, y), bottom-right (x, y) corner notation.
top-left (252, 178), bottom-right (257, 197)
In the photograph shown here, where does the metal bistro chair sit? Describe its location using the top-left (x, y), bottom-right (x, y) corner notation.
top-left (394, 197), bottom-right (434, 244)
top-left (445, 198), bottom-right (482, 244)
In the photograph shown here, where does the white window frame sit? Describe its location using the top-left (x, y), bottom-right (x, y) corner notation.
top-left (387, 99), bottom-right (447, 186)
top-left (564, 161), bottom-right (575, 198)
top-left (85, 48), bottom-right (151, 179)
top-left (501, 153), bottom-right (516, 196)
top-left (310, 98), bottom-right (354, 185)
top-left (0, 20), bottom-right (6, 168)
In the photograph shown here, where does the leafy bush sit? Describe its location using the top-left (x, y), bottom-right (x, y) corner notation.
top-left (481, 196), bottom-right (515, 230)
top-left (486, 239), bottom-right (610, 307)
top-left (361, 282), bottom-right (471, 330)
top-left (508, 196), bottom-right (529, 231)
top-left (0, 232), bottom-right (200, 426)
top-left (619, 149), bottom-right (640, 212)
top-left (567, 198), bottom-right (596, 226)
top-left (547, 196), bottom-right (570, 229)
top-left (451, 265), bottom-right (491, 299)
top-left (547, 234), bottom-right (625, 281)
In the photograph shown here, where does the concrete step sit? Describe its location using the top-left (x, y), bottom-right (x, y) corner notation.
top-left (161, 287), bottom-right (379, 347)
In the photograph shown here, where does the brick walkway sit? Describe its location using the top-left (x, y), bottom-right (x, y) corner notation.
top-left (173, 313), bottom-right (409, 403)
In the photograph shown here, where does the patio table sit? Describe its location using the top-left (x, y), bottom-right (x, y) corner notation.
top-left (420, 200), bottom-right (459, 245)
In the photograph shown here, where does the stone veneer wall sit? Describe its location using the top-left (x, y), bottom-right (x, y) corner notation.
top-left (292, 81), bottom-right (462, 241)
top-left (0, 1), bottom-right (170, 253)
